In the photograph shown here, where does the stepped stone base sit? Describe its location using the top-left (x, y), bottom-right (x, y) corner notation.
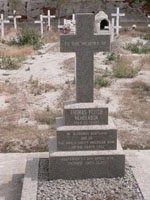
top-left (49, 137), bottom-right (125, 180)
top-left (56, 117), bottom-right (117, 151)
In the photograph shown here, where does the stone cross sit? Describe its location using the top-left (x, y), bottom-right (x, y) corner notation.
top-left (8, 10), bottom-right (22, 30)
top-left (0, 14), bottom-right (10, 39)
top-left (111, 7), bottom-right (125, 36)
top-left (43, 10), bottom-right (55, 31)
top-left (34, 15), bottom-right (45, 37)
top-left (60, 13), bottom-right (110, 103)
top-left (105, 18), bottom-right (117, 41)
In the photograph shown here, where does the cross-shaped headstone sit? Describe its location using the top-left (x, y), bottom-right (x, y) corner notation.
top-left (34, 15), bottom-right (45, 37)
top-left (43, 10), bottom-right (55, 31)
top-left (111, 7), bottom-right (125, 36)
top-left (105, 18), bottom-right (118, 41)
top-left (0, 14), bottom-right (10, 39)
top-left (60, 13), bottom-right (110, 103)
top-left (8, 10), bottom-right (22, 30)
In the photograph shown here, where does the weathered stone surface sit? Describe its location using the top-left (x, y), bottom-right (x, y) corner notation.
top-left (64, 103), bottom-right (108, 125)
top-left (49, 137), bottom-right (125, 180)
top-left (60, 13), bottom-right (110, 103)
top-left (57, 123), bottom-right (117, 151)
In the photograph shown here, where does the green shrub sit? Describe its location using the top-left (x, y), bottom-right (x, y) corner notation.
top-left (125, 41), bottom-right (150, 54)
top-left (0, 56), bottom-right (20, 70)
top-left (113, 59), bottom-right (140, 78)
top-left (94, 76), bottom-right (111, 89)
top-left (141, 33), bottom-right (150, 41)
top-left (105, 53), bottom-right (119, 64)
top-left (8, 27), bottom-right (42, 50)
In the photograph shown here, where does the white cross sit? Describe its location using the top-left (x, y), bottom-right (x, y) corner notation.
top-left (111, 7), bottom-right (125, 36)
top-left (34, 15), bottom-right (45, 37)
top-left (8, 10), bottom-right (22, 30)
top-left (72, 14), bottom-right (76, 24)
top-left (105, 18), bottom-right (121, 42)
top-left (148, 15), bottom-right (150, 28)
top-left (43, 10), bottom-right (55, 31)
top-left (0, 14), bottom-right (10, 39)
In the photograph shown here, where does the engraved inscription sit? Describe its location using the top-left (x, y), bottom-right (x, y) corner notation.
top-left (57, 130), bottom-right (117, 151)
top-left (60, 156), bottom-right (114, 166)
top-left (64, 41), bottom-right (106, 47)
top-left (66, 108), bottom-right (107, 125)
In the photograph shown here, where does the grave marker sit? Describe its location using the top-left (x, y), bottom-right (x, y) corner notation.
top-left (43, 10), bottom-right (55, 31)
top-left (34, 15), bottom-right (45, 37)
top-left (8, 10), bottom-right (22, 30)
top-left (0, 14), bottom-right (10, 39)
top-left (111, 7), bottom-right (125, 36)
top-left (49, 13), bottom-right (125, 180)
top-left (148, 15), bottom-right (150, 28)
top-left (105, 18), bottom-right (117, 41)
top-left (60, 13), bottom-right (110, 102)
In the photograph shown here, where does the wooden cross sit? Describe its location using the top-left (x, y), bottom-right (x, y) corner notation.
top-left (34, 15), bottom-right (45, 37)
top-left (111, 7), bottom-right (125, 36)
top-left (43, 10), bottom-right (55, 31)
top-left (148, 15), bottom-right (150, 28)
top-left (105, 18), bottom-right (119, 41)
top-left (0, 14), bottom-right (10, 39)
top-left (8, 10), bottom-right (22, 30)
top-left (60, 13), bottom-right (110, 103)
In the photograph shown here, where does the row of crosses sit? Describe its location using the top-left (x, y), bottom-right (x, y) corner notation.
top-left (1, 7), bottom-right (150, 40)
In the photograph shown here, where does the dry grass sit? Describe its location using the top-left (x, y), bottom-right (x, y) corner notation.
top-left (29, 78), bottom-right (56, 95)
top-left (0, 45), bottom-right (34, 58)
top-left (122, 80), bottom-right (150, 122)
top-left (0, 123), bottom-right (55, 152)
top-left (43, 28), bottom-right (59, 43)
top-left (112, 56), bottom-right (140, 78)
top-left (140, 55), bottom-right (150, 70)
top-left (0, 82), bottom-right (17, 94)
top-left (35, 109), bottom-right (62, 125)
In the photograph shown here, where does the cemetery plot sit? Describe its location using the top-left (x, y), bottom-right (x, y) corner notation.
top-left (0, 20), bottom-right (150, 154)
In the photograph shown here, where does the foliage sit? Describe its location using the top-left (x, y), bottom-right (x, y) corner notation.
top-left (105, 53), bottom-right (119, 64)
top-left (130, 0), bottom-right (150, 5)
top-left (0, 56), bottom-right (20, 70)
top-left (94, 76), bottom-right (111, 89)
top-left (11, 0), bottom-right (20, 9)
top-left (8, 27), bottom-right (42, 50)
top-left (141, 33), bottom-right (150, 41)
top-left (125, 41), bottom-right (150, 54)
top-left (112, 58), bottom-right (140, 78)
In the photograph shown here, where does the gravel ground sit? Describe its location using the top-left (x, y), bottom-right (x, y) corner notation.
top-left (37, 158), bottom-right (144, 200)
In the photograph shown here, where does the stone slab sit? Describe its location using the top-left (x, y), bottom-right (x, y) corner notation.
top-left (49, 137), bottom-right (125, 180)
top-left (64, 103), bottom-right (108, 125)
top-left (56, 118), bottom-right (117, 151)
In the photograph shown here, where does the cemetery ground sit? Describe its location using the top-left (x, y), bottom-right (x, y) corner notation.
top-left (0, 26), bottom-right (150, 154)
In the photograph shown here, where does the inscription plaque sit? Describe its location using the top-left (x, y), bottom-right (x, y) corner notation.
top-left (57, 129), bottom-right (117, 151)
top-left (64, 106), bottom-right (108, 125)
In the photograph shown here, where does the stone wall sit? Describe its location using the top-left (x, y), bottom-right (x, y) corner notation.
top-left (0, 0), bottom-right (148, 22)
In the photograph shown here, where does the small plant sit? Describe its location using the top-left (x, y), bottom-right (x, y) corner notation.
top-left (112, 58), bottom-right (140, 78)
top-left (141, 32), bottom-right (150, 41)
top-left (8, 27), bottom-right (42, 50)
top-left (125, 41), bottom-right (150, 54)
top-left (35, 109), bottom-right (62, 125)
top-left (29, 78), bottom-right (55, 95)
top-left (0, 56), bottom-right (20, 70)
top-left (94, 76), bottom-right (111, 89)
top-left (105, 53), bottom-right (119, 64)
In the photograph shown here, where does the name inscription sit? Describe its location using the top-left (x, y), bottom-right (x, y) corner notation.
top-left (65, 108), bottom-right (108, 125)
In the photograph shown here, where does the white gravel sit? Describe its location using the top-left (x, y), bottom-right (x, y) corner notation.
top-left (37, 159), bottom-right (144, 200)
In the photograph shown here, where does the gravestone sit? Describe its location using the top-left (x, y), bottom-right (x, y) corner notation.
top-left (49, 13), bottom-right (125, 180)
